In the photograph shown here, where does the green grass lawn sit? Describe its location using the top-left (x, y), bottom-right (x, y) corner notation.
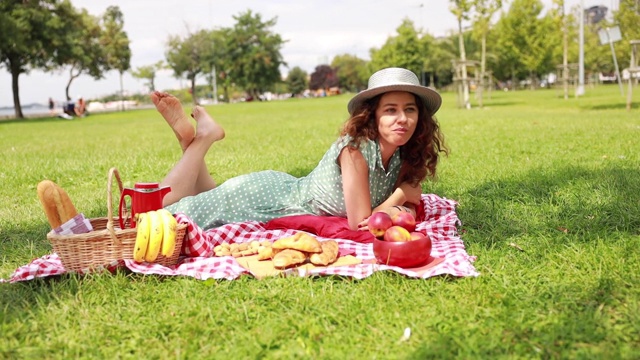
top-left (1, 85), bottom-right (639, 359)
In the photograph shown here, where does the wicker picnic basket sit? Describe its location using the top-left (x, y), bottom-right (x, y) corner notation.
top-left (47, 167), bottom-right (186, 273)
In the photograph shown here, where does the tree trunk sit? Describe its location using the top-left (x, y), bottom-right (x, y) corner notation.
top-left (65, 65), bottom-right (82, 101)
top-left (458, 18), bottom-right (470, 109)
top-left (10, 61), bottom-right (24, 119)
top-left (119, 71), bottom-right (125, 111)
top-left (190, 77), bottom-right (198, 105)
top-left (562, 2), bottom-right (569, 100)
top-left (479, 34), bottom-right (486, 108)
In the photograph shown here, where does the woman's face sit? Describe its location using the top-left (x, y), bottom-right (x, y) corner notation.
top-left (375, 91), bottom-right (419, 149)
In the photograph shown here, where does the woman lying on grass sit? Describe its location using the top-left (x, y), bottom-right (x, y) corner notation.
top-left (154, 67), bottom-right (448, 231)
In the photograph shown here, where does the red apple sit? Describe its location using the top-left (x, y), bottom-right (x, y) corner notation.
top-left (368, 212), bottom-right (393, 238)
top-left (410, 231), bottom-right (427, 241)
top-left (384, 225), bottom-right (412, 242)
top-left (392, 211), bottom-right (416, 232)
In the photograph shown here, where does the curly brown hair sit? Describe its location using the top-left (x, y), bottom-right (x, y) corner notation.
top-left (339, 93), bottom-right (448, 187)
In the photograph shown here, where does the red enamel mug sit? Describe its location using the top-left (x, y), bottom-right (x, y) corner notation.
top-left (118, 183), bottom-right (171, 228)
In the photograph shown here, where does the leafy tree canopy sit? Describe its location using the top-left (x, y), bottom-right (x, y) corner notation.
top-left (331, 54), bottom-right (368, 93)
top-left (309, 65), bottom-right (338, 90)
top-left (224, 10), bottom-right (287, 98)
top-left (286, 66), bottom-right (308, 96)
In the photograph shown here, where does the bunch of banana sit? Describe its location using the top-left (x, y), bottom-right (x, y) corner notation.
top-left (132, 209), bottom-right (178, 263)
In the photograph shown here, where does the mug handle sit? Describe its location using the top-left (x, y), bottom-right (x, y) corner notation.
top-left (119, 188), bottom-right (133, 229)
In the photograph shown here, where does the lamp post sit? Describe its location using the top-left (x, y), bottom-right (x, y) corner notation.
top-left (577, 0), bottom-right (585, 96)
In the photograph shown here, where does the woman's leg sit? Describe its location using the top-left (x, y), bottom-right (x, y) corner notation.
top-left (191, 106), bottom-right (225, 193)
top-left (150, 91), bottom-right (195, 151)
top-left (160, 125), bottom-right (217, 206)
top-left (151, 92), bottom-right (225, 206)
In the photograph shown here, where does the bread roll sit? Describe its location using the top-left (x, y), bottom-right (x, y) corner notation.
top-left (272, 232), bottom-right (322, 253)
top-left (272, 249), bottom-right (307, 269)
top-left (37, 180), bottom-right (78, 229)
top-left (309, 240), bottom-right (340, 266)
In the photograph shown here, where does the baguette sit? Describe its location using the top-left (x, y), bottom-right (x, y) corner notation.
top-left (37, 180), bottom-right (78, 229)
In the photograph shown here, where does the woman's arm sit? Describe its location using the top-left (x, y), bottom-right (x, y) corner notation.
top-left (355, 182), bottom-right (421, 230)
top-left (371, 182), bottom-right (421, 212)
top-left (338, 146), bottom-right (372, 230)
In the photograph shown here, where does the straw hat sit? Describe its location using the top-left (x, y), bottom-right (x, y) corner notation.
top-left (347, 67), bottom-right (442, 116)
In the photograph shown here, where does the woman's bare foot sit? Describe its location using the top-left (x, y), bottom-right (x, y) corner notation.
top-left (150, 91), bottom-right (195, 151)
top-left (191, 106), bottom-right (225, 144)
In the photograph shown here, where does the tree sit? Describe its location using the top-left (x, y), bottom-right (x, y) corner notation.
top-left (417, 33), bottom-right (440, 88)
top-left (166, 29), bottom-right (213, 104)
top-left (131, 61), bottom-right (165, 92)
top-left (100, 6), bottom-right (131, 110)
top-left (224, 10), bottom-right (287, 99)
top-left (369, 19), bottom-right (425, 77)
top-left (207, 28), bottom-right (234, 103)
top-left (286, 66), bottom-right (308, 96)
top-left (0, 0), bottom-right (80, 118)
top-left (450, 0), bottom-right (473, 108)
top-left (309, 65), bottom-right (338, 91)
top-left (331, 54), bottom-right (368, 92)
top-left (423, 35), bottom-right (457, 88)
top-left (550, 0), bottom-right (571, 99)
top-left (60, 9), bottom-right (107, 101)
top-left (201, 29), bottom-right (228, 104)
top-left (493, 0), bottom-right (557, 88)
top-left (472, 0), bottom-right (502, 107)
top-left (615, 0), bottom-right (640, 70)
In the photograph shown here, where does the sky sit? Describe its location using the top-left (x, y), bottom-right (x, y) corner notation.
top-left (0, 0), bottom-right (612, 108)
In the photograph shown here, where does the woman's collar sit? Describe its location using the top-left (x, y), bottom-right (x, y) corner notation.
top-left (375, 139), bottom-right (400, 174)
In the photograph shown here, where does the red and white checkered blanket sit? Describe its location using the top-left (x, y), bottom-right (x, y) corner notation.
top-left (1, 194), bottom-right (478, 283)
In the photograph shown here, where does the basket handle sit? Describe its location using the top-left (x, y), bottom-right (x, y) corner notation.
top-left (106, 167), bottom-right (125, 243)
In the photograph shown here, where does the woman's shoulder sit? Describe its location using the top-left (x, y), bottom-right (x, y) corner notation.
top-left (331, 136), bottom-right (378, 164)
top-left (334, 135), bottom-right (375, 150)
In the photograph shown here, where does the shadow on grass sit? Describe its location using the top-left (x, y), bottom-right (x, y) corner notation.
top-left (583, 102), bottom-right (638, 111)
top-left (455, 164), bottom-right (640, 247)
top-left (481, 100), bottom-right (523, 107)
top-left (0, 116), bottom-right (74, 125)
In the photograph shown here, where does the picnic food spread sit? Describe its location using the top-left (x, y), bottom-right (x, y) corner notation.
top-left (7, 193), bottom-right (476, 282)
top-left (37, 180), bottom-right (79, 229)
top-left (133, 209), bottom-right (179, 262)
top-left (367, 211), bottom-right (426, 243)
top-left (214, 232), bottom-right (340, 269)
top-left (368, 211), bottom-right (433, 267)
top-left (29, 174), bottom-right (443, 278)
top-left (35, 170), bottom-right (185, 273)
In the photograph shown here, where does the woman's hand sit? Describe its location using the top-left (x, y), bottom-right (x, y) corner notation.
top-left (357, 206), bottom-right (407, 231)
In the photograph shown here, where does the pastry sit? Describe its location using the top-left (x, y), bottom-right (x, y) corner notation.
top-left (272, 249), bottom-right (307, 269)
top-left (257, 245), bottom-right (275, 261)
top-left (272, 232), bottom-right (322, 253)
top-left (36, 180), bottom-right (78, 229)
top-left (309, 240), bottom-right (340, 266)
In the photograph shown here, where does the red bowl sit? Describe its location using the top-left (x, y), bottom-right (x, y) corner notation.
top-left (373, 235), bottom-right (432, 268)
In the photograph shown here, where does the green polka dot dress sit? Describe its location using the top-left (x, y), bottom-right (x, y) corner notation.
top-left (165, 136), bottom-right (401, 230)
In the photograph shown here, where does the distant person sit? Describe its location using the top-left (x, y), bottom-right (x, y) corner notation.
top-left (48, 97), bottom-right (55, 116)
top-left (63, 98), bottom-right (75, 117)
top-left (149, 67), bottom-right (448, 231)
top-left (75, 97), bottom-right (87, 117)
